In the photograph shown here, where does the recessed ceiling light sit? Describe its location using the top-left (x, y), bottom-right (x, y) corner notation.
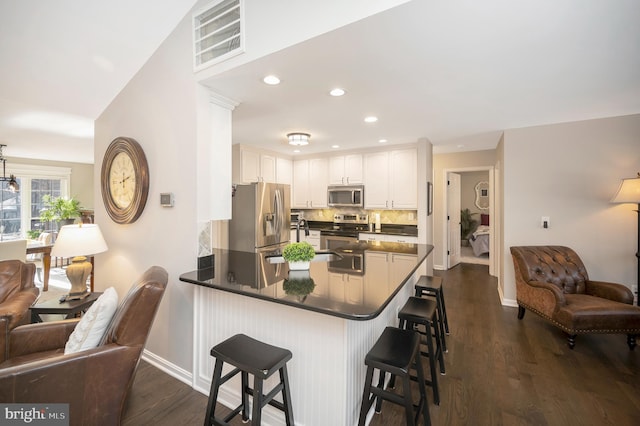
top-left (263, 75), bottom-right (280, 85)
top-left (457, 144), bottom-right (465, 148)
top-left (378, 139), bottom-right (388, 143)
top-left (364, 116), bottom-right (378, 123)
top-left (329, 88), bottom-right (345, 97)
top-left (331, 145), bottom-right (340, 149)
top-left (293, 149), bottom-right (300, 153)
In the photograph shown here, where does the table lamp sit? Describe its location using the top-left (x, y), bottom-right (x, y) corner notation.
top-left (51, 223), bottom-right (108, 300)
top-left (611, 172), bottom-right (640, 306)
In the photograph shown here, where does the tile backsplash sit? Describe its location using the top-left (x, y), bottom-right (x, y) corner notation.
top-left (295, 208), bottom-right (418, 225)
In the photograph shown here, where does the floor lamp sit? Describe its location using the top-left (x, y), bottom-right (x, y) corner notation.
top-left (611, 172), bottom-right (640, 306)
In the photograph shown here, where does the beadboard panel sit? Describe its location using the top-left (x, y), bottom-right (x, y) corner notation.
top-left (193, 270), bottom-right (419, 426)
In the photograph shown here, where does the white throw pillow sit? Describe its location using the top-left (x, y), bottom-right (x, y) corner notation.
top-left (64, 287), bottom-right (119, 354)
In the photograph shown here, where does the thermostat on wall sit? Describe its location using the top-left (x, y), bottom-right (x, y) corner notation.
top-left (160, 192), bottom-right (174, 207)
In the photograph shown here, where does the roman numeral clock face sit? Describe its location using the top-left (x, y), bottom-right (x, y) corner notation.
top-left (101, 137), bottom-right (149, 224)
top-left (109, 152), bottom-right (136, 209)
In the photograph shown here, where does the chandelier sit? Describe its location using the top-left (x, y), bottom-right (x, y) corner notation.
top-left (0, 144), bottom-right (19, 192)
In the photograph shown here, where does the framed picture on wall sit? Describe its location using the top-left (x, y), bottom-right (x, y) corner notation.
top-left (427, 181), bottom-right (433, 216)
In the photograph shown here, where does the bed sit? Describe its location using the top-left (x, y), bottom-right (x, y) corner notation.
top-left (469, 214), bottom-right (490, 257)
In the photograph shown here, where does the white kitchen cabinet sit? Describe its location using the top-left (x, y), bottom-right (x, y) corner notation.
top-left (363, 148), bottom-right (417, 209)
top-left (389, 148), bottom-right (417, 209)
top-left (364, 251), bottom-right (417, 303)
top-left (233, 145), bottom-right (290, 184)
top-left (363, 151), bottom-right (389, 208)
top-left (328, 272), bottom-right (364, 304)
top-left (292, 158), bottom-right (328, 208)
top-left (329, 154), bottom-right (363, 185)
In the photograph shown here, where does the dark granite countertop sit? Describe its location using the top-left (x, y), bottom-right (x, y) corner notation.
top-left (180, 242), bottom-right (433, 321)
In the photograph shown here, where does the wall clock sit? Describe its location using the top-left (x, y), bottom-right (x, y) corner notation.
top-left (101, 137), bottom-right (149, 224)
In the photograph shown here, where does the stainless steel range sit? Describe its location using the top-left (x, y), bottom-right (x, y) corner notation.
top-left (321, 213), bottom-right (369, 275)
top-left (320, 213), bottom-right (369, 249)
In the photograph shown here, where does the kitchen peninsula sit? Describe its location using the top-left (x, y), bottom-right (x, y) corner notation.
top-left (180, 241), bottom-right (433, 426)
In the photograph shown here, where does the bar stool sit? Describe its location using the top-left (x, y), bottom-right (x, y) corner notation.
top-left (396, 296), bottom-right (445, 406)
top-left (358, 326), bottom-right (430, 426)
top-left (204, 334), bottom-right (294, 426)
top-left (415, 275), bottom-right (449, 352)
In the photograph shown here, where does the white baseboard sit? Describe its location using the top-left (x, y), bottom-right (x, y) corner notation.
top-left (141, 349), bottom-right (193, 388)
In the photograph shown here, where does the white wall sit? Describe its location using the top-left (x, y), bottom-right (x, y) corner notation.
top-left (94, 9), bottom-right (199, 375)
top-left (502, 114), bottom-right (640, 304)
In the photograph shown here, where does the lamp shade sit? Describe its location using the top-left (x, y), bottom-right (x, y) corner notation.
top-left (611, 174), bottom-right (640, 204)
top-left (51, 224), bottom-right (108, 258)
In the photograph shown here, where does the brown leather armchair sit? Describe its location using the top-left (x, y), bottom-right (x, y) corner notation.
top-left (510, 246), bottom-right (640, 349)
top-left (0, 266), bottom-right (168, 426)
top-left (0, 259), bottom-right (38, 330)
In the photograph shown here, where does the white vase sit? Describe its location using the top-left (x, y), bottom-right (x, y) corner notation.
top-left (288, 260), bottom-right (310, 271)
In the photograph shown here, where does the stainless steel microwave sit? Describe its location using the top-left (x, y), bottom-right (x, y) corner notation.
top-left (327, 185), bottom-right (364, 208)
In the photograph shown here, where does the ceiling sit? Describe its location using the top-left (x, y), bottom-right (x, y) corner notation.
top-left (2, 1), bottom-right (639, 164)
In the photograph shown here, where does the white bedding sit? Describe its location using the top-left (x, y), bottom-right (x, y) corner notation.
top-left (469, 226), bottom-right (490, 257)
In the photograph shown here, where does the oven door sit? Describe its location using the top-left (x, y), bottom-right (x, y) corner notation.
top-left (321, 234), bottom-right (357, 250)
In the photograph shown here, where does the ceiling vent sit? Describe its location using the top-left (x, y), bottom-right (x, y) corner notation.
top-left (193, 0), bottom-right (244, 71)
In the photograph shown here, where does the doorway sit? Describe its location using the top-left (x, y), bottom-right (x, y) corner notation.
top-left (444, 167), bottom-right (496, 276)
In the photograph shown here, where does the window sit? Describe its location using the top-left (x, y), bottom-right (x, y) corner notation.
top-left (0, 164), bottom-right (71, 241)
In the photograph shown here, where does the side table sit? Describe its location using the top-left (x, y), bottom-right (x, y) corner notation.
top-left (30, 292), bottom-right (103, 323)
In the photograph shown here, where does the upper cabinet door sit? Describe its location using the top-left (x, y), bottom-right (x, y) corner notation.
top-left (292, 160), bottom-right (310, 208)
top-left (240, 149), bottom-right (260, 183)
top-left (329, 154), bottom-right (363, 185)
top-left (364, 148), bottom-right (416, 209)
top-left (308, 158), bottom-right (328, 208)
top-left (344, 154), bottom-right (363, 184)
top-left (389, 148), bottom-right (417, 209)
top-left (363, 151), bottom-right (390, 209)
top-left (260, 154), bottom-right (277, 183)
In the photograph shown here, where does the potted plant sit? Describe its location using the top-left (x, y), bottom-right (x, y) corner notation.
top-left (26, 229), bottom-right (42, 240)
top-left (282, 241), bottom-right (315, 270)
top-left (39, 195), bottom-right (82, 227)
top-left (460, 208), bottom-right (478, 247)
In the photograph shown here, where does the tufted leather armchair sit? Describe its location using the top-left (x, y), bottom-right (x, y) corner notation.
top-left (0, 266), bottom-right (168, 425)
top-left (0, 260), bottom-right (39, 331)
top-left (510, 246), bottom-right (640, 349)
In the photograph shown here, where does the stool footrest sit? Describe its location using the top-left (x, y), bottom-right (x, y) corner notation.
top-left (245, 384), bottom-right (286, 411)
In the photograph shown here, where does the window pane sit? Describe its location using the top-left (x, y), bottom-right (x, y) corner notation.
top-left (31, 179), bottom-right (62, 233)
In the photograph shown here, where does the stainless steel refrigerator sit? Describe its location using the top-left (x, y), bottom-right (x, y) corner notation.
top-left (229, 182), bottom-right (291, 253)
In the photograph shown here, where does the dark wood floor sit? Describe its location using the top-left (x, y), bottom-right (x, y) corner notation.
top-left (122, 263), bottom-right (640, 425)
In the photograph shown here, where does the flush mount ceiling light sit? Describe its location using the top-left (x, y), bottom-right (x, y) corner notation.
top-left (263, 75), bottom-right (280, 85)
top-left (287, 133), bottom-right (310, 146)
top-left (0, 144), bottom-right (19, 192)
top-left (378, 139), bottom-right (388, 143)
top-left (364, 116), bottom-right (378, 123)
top-left (329, 88), bottom-right (345, 97)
